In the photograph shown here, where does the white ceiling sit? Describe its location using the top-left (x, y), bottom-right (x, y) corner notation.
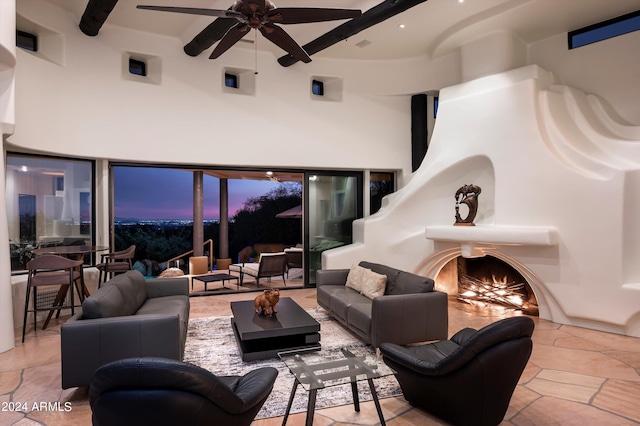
top-left (42, 0), bottom-right (640, 61)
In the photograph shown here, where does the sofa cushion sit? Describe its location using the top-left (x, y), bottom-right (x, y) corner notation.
top-left (317, 285), bottom-right (346, 310)
top-left (82, 284), bottom-right (128, 319)
top-left (347, 302), bottom-right (372, 338)
top-left (360, 268), bottom-right (387, 299)
top-left (345, 264), bottom-right (367, 293)
top-left (389, 271), bottom-right (434, 295)
top-left (136, 296), bottom-right (189, 333)
top-left (329, 288), bottom-right (369, 322)
top-left (359, 261), bottom-right (401, 294)
top-left (109, 271), bottom-right (148, 314)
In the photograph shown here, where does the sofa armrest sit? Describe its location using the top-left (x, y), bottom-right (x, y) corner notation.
top-left (146, 277), bottom-right (189, 298)
top-left (61, 313), bottom-right (182, 389)
top-left (316, 269), bottom-right (350, 288)
top-left (371, 291), bottom-right (448, 348)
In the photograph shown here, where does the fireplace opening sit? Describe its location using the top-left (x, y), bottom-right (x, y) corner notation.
top-left (436, 255), bottom-right (539, 316)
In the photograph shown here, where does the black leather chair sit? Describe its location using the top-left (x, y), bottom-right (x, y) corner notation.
top-left (89, 357), bottom-right (278, 426)
top-left (380, 316), bottom-right (534, 426)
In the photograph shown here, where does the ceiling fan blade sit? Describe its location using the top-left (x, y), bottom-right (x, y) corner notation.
top-left (137, 5), bottom-right (241, 19)
top-left (259, 24), bottom-right (311, 63)
top-left (209, 24), bottom-right (250, 59)
top-left (184, 18), bottom-right (237, 57)
top-left (268, 8), bottom-right (361, 24)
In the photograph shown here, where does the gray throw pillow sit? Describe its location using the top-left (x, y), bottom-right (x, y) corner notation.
top-left (389, 271), bottom-right (434, 295)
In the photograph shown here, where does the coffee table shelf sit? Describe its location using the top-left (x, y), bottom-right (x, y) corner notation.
top-left (230, 297), bottom-right (320, 361)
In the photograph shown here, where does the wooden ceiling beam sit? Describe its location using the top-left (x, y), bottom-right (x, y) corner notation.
top-left (277, 0), bottom-right (428, 67)
top-left (79, 0), bottom-right (120, 36)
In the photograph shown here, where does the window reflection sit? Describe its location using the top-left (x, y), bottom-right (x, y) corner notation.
top-left (6, 154), bottom-right (94, 271)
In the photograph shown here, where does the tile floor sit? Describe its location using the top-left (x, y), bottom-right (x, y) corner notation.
top-left (2, 288), bottom-right (640, 425)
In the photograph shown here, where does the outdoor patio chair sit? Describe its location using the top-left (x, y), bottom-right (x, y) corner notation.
top-left (189, 255), bottom-right (210, 289)
top-left (284, 247), bottom-right (302, 278)
top-left (96, 245), bottom-right (135, 287)
top-left (229, 252), bottom-right (287, 287)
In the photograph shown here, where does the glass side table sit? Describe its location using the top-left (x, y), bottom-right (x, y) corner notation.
top-left (278, 347), bottom-right (395, 426)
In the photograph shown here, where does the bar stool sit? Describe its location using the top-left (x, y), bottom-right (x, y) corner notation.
top-left (22, 254), bottom-right (85, 343)
top-left (96, 245), bottom-right (135, 287)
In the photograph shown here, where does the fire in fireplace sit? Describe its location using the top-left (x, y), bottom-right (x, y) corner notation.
top-left (438, 255), bottom-right (539, 316)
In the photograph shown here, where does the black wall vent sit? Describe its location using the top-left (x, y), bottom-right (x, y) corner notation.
top-left (129, 58), bottom-right (147, 76)
top-left (16, 30), bottom-right (38, 52)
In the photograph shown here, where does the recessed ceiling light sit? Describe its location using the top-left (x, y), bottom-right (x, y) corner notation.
top-left (458, 0), bottom-right (464, 3)
top-left (398, 24), bottom-right (406, 29)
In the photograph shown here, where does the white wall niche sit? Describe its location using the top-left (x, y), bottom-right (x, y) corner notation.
top-left (122, 52), bottom-right (161, 85)
top-left (16, 14), bottom-right (64, 66)
top-left (310, 76), bottom-right (343, 102)
top-left (222, 67), bottom-right (256, 96)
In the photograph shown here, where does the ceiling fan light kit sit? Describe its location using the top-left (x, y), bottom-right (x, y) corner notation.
top-left (137, 1), bottom-right (361, 64)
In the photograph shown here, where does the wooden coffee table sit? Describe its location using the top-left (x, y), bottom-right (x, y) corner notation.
top-left (230, 297), bottom-right (320, 361)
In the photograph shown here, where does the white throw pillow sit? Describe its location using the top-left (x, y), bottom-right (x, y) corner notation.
top-left (360, 268), bottom-right (387, 300)
top-left (345, 264), bottom-right (368, 293)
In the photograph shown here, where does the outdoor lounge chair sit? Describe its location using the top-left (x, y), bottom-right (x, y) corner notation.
top-left (284, 247), bottom-right (302, 278)
top-left (229, 252), bottom-right (287, 287)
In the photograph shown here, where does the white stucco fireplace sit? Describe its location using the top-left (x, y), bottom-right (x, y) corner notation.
top-left (325, 65), bottom-right (640, 338)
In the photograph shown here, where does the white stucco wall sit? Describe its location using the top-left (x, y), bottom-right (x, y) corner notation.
top-left (529, 30), bottom-right (640, 124)
top-left (0, 0), bottom-right (16, 353)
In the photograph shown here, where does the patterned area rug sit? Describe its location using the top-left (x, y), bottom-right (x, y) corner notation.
top-left (183, 308), bottom-right (402, 419)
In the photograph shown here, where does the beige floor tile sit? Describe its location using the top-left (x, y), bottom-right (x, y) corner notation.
top-left (529, 344), bottom-right (640, 381)
top-left (525, 377), bottom-right (598, 403)
top-left (0, 369), bottom-right (21, 394)
top-left (554, 336), bottom-right (611, 351)
top-left (605, 350), bottom-right (640, 370)
top-left (560, 325), bottom-right (640, 353)
top-left (512, 396), bottom-right (638, 426)
top-left (536, 369), bottom-right (606, 388)
top-left (12, 363), bottom-right (66, 412)
top-left (518, 362), bottom-right (541, 384)
top-left (593, 379), bottom-right (640, 423)
top-left (530, 327), bottom-right (574, 346)
top-left (0, 407), bottom-right (27, 426)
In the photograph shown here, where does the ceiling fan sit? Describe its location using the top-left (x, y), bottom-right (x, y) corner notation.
top-left (137, 1), bottom-right (362, 63)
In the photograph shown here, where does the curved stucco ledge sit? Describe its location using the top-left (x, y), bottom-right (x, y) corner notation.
top-left (425, 225), bottom-right (558, 246)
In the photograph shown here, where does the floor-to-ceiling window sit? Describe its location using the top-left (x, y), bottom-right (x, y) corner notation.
top-left (111, 165), bottom-right (302, 276)
top-left (6, 153), bottom-right (95, 271)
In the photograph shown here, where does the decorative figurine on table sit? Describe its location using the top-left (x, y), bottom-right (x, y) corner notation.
top-left (254, 288), bottom-right (280, 316)
top-left (454, 184), bottom-right (481, 226)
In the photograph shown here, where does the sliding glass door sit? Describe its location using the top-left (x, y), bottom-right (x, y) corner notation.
top-left (304, 172), bottom-right (363, 286)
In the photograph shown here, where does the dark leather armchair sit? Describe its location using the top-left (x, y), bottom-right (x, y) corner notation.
top-left (89, 357), bottom-right (278, 426)
top-left (380, 316), bottom-right (534, 426)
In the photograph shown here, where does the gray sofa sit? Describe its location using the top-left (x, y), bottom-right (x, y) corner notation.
top-left (61, 270), bottom-right (190, 389)
top-left (316, 261), bottom-right (448, 348)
